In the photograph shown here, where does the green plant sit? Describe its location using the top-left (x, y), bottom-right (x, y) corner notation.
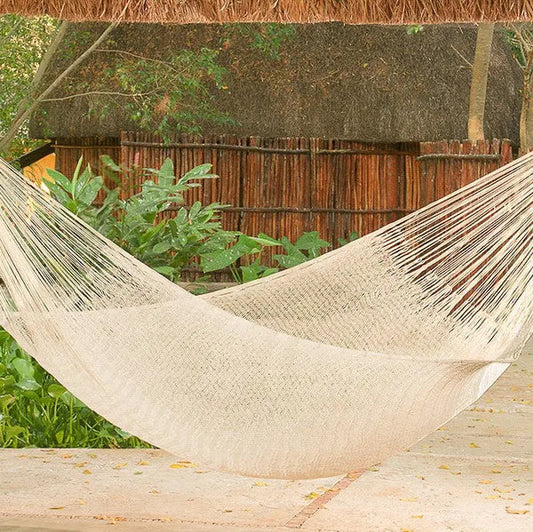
top-left (406, 25), bottom-right (424, 35)
top-left (1, 156), bottom-right (360, 448)
top-left (224, 24), bottom-right (296, 61)
top-left (44, 157), bottom-right (240, 282)
top-left (44, 156), bottom-right (359, 284)
top-left (0, 14), bottom-right (59, 158)
top-left (0, 329), bottom-right (147, 448)
top-left (60, 44), bottom-right (236, 141)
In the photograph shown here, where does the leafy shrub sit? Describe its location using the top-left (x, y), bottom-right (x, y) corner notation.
top-left (44, 156), bottom-right (240, 282)
top-left (1, 157), bottom-right (358, 447)
top-left (0, 330), bottom-right (147, 448)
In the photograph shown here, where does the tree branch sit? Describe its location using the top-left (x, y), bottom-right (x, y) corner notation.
top-left (41, 90), bottom-right (159, 102)
top-left (0, 22), bottom-right (117, 152)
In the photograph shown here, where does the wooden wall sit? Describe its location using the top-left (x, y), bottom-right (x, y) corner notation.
top-left (53, 133), bottom-right (514, 279)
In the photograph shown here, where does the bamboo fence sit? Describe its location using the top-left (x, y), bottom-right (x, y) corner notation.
top-left (53, 134), bottom-right (514, 280)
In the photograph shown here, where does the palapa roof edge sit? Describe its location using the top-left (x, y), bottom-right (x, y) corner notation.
top-left (28, 23), bottom-right (523, 143)
top-left (1, 0), bottom-right (533, 24)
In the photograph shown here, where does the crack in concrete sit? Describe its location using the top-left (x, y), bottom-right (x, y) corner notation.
top-left (284, 471), bottom-right (364, 529)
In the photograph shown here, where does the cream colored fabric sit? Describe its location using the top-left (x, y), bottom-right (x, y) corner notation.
top-left (0, 153), bottom-right (531, 479)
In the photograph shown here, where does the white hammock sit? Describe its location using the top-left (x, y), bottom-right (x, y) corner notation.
top-left (0, 153), bottom-right (531, 479)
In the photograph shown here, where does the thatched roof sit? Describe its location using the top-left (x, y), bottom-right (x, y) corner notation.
top-left (29, 23), bottom-right (523, 144)
top-left (2, 0), bottom-right (533, 24)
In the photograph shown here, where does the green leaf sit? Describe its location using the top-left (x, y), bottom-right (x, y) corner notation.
top-left (100, 154), bottom-right (121, 172)
top-left (11, 358), bottom-right (34, 380)
top-left (179, 164), bottom-right (216, 185)
top-left (201, 245), bottom-right (246, 272)
top-left (73, 165), bottom-right (92, 199)
top-left (15, 379), bottom-right (41, 391)
top-left (152, 240), bottom-right (173, 254)
top-left (154, 266), bottom-right (175, 277)
top-left (156, 158), bottom-right (175, 187)
top-left (0, 376), bottom-right (16, 390)
top-left (43, 178), bottom-right (71, 205)
top-left (254, 233), bottom-right (281, 246)
top-left (0, 394), bottom-right (15, 408)
top-left (237, 235), bottom-right (262, 254)
top-left (5, 425), bottom-right (25, 440)
top-left (189, 201), bottom-right (202, 218)
top-left (55, 430), bottom-right (64, 444)
top-left (77, 176), bottom-right (104, 206)
top-left (58, 390), bottom-right (85, 409)
top-left (45, 169), bottom-right (72, 192)
top-left (294, 231), bottom-right (330, 250)
top-left (47, 383), bottom-right (67, 399)
top-left (71, 156), bottom-right (84, 195)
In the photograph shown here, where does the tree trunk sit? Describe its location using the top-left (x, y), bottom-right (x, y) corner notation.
top-left (0, 22), bottom-right (117, 154)
top-left (468, 23), bottom-right (495, 141)
top-left (520, 54), bottom-right (533, 153)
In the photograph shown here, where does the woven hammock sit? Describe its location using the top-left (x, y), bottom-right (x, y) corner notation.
top-left (0, 154), bottom-right (531, 479)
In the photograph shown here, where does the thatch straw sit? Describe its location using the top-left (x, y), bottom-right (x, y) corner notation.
top-left (1, 0), bottom-right (532, 24)
top-left (29, 23), bottom-right (522, 143)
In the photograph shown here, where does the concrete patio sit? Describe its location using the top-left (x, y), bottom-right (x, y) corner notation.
top-left (1, 340), bottom-right (531, 531)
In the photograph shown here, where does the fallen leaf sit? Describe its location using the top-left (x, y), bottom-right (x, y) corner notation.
top-left (504, 441), bottom-right (514, 445)
top-left (469, 442), bottom-right (480, 448)
top-left (505, 507), bottom-right (529, 515)
top-left (137, 461), bottom-right (149, 466)
top-left (113, 463), bottom-right (128, 470)
top-left (438, 464), bottom-right (450, 470)
top-left (170, 461), bottom-right (197, 469)
top-left (491, 470), bottom-right (502, 474)
top-left (82, 469), bottom-right (92, 475)
top-left (411, 515), bottom-right (424, 519)
top-left (479, 480), bottom-right (493, 484)
top-left (48, 506), bottom-right (65, 510)
top-left (61, 454), bottom-right (73, 459)
top-left (253, 482), bottom-right (268, 487)
top-left (75, 462), bottom-right (88, 468)
top-left (305, 492), bottom-right (319, 500)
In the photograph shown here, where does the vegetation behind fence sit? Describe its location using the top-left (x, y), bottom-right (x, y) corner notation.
top-left (54, 133), bottom-right (514, 279)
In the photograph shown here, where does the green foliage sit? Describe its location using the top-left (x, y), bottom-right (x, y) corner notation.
top-left (505, 27), bottom-right (533, 69)
top-left (406, 25), bottom-right (424, 36)
top-left (64, 45), bottom-right (235, 140)
top-left (44, 157), bottom-right (239, 282)
top-left (0, 14), bottom-right (59, 158)
top-left (2, 156), bottom-right (360, 448)
top-left (224, 24), bottom-right (296, 60)
top-left (45, 156), bottom-right (360, 284)
top-left (0, 329), bottom-right (148, 448)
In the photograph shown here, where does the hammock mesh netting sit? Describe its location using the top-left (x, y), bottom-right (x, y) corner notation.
top-left (0, 154), bottom-right (531, 479)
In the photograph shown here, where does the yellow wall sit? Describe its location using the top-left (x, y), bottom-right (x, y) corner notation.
top-left (22, 153), bottom-right (56, 185)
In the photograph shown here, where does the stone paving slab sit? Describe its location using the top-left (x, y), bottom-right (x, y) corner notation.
top-left (0, 448), bottom-right (340, 529)
top-left (0, 341), bottom-right (531, 531)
